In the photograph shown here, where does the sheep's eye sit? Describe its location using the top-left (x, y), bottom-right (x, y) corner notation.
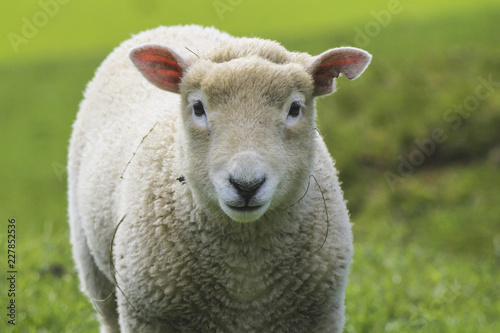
top-left (288, 101), bottom-right (302, 118)
top-left (192, 100), bottom-right (205, 117)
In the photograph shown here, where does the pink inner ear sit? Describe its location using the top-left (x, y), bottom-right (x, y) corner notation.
top-left (310, 47), bottom-right (371, 96)
top-left (316, 57), bottom-right (360, 78)
top-left (130, 46), bottom-right (186, 93)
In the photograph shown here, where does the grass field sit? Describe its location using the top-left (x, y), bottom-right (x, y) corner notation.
top-left (1, 0), bottom-right (499, 332)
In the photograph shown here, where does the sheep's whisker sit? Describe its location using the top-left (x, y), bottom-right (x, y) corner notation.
top-left (121, 122), bottom-right (158, 179)
top-left (91, 289), bottom-right (114, 317)
top-left (108, 214), bottom-right (138, 312)
top-left (285, 175), bottom-right (312, 211)
top-left (311, 174), bottom-right (329, 253)
top-left (185, 46), bottom-right (200, 58)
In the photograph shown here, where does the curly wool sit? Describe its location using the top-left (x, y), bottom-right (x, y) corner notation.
top-left (68, 25), bottom-right (370, 332)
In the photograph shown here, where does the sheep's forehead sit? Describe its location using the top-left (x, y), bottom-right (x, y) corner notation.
top-left (185, 57), bottom-right (314, 108)
top-left (204, 38), bottom-right (293, 64)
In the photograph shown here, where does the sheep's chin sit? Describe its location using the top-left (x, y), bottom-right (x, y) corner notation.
top-left (219, 200), bottom-right (271, 223)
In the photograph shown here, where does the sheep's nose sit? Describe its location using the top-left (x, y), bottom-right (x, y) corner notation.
top-left (229, 176), bottom-right (266, 203)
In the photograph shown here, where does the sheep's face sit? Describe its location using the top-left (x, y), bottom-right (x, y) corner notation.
top-left (179, 58), bottom-right (316, 222)
top-left (129, 41), bottom-right (371, 223)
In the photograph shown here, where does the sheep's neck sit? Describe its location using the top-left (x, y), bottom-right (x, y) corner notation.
top-left (184, 210), bottom-right (306, 302)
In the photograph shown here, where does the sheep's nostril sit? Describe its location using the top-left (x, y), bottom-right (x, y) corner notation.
top-left (229, 176), bottom-right (266, 202)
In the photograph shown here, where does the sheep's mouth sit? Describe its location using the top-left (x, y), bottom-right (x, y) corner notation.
top-left (226, 204), bottom-right (264, 212)
top-left (219, 200), bottom-right (271, 223)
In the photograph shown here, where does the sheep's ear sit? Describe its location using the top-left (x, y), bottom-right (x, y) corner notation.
top-left (129, 44), bottom-right (188, 93)
top-left (309, 47), bottom-right (372, 96)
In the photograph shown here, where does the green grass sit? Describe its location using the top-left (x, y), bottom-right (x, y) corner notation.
top-left (347, 229), bottom-right (499, 332)
top-left (1, 1), bottom-right (499, 332)
top-left (1, 0), bottom-right (499, 63)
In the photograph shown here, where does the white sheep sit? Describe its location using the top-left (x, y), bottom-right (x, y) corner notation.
top-left (68, 25), bottom-right (371, 332)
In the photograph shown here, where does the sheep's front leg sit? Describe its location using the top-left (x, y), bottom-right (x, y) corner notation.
top-left (116, 291), bottom-right (176, 333)
top-left (95, 290), bottom-right (120, 333)
top-left (70, 226), bottom-right (119, 333)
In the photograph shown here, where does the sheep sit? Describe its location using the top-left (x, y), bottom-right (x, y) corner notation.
top-left (68, 24), bottom-right (371, 333)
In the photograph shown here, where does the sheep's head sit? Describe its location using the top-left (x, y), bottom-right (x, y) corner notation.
top-left (130, 39), bottom-right (371, 223)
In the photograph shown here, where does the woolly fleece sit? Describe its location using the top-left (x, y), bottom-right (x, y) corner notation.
top-left (68, 25), bottom-right (371, 332)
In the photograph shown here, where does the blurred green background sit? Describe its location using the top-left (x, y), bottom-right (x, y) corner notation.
top-left (1, 0), bottom-right (499, 331)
